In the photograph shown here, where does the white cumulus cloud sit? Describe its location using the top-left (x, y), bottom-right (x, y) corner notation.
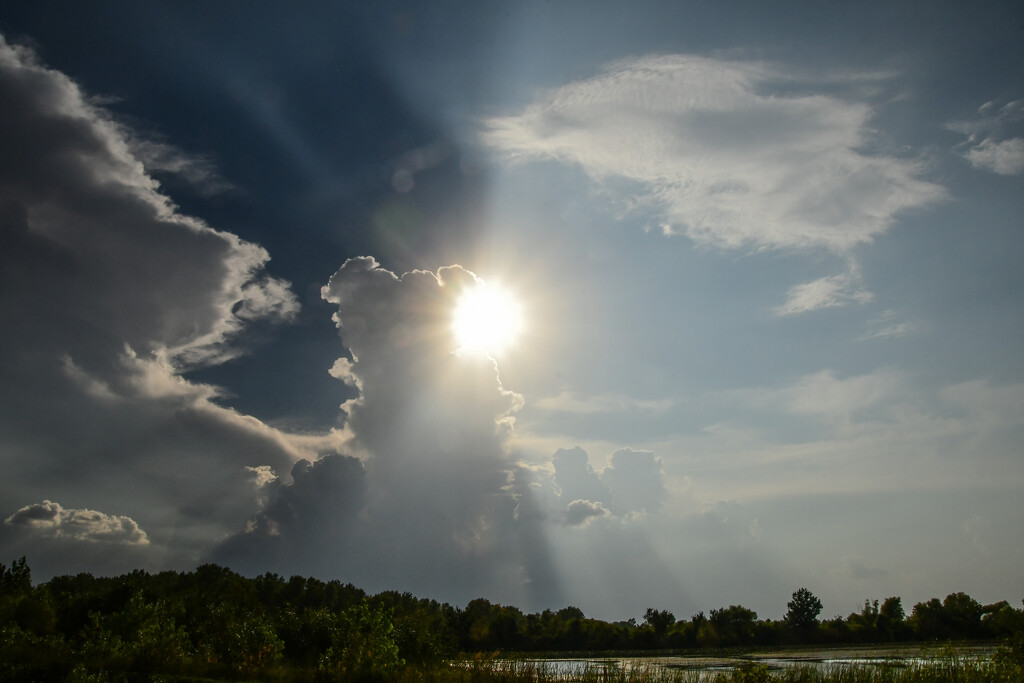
top-left (483, 54), bottom-right (944, 253)
top-left (565, 499), bottom-right (610, 526)
top-left (6, 500), bottom-right (149, 545)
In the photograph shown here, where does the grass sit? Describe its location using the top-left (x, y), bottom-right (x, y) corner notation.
top-left (383, 650), bottom-right (1023, 683)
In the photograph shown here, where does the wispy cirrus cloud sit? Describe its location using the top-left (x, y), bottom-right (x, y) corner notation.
top-left (533, 391), bottom-right (673, 415)
top-left (775, 266), bottom-right (873, 316)
top-left (483, 54), bottom-right (944, 254)
top-left (949, 100), bottom-right (1024, 175)
top-left (129, 138), bottom-right (236, 196)
top-left (858, 309), bottom-right (918, 341)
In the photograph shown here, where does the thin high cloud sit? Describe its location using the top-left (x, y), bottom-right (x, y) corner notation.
top-left (483, 55), bottom-right (944, 253)
top-left (775, 266), bottom-right (873, 316)
top-left (533, 391), bottom-right (673, 415)
top-left (858, 309), bottom-right (918, 341)
top-left (704, 369), bottom-right (1024, 497)
top-left (949, 100), bottom-right (1024, 175)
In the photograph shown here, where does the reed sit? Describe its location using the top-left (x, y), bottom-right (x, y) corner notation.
top-left (388, 653), bottom-right (1021, 683)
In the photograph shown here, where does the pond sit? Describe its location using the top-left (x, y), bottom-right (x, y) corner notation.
top-left (510, 644), bottom-right (996, 678)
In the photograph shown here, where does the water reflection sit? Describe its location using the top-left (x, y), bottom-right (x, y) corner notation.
top-left (514, 645), bottom-right (995, 678)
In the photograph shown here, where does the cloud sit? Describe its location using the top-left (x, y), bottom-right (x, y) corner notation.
top-left (0, 33), bottom-right (309, 577)
top-left (533, 446), bottom-right (668, 521)
top-left (483, 54), bottom-right (944, 253)
top-left (700, 370), bottom-right (1024, 503)
top-left (858, 309), bottom-right (917, 340)
top-left (0, 34), bottom-right (299, 372)
top-left (949, 100), bottom-right (1024, 175)
top-left (601, 448), bottom-right (667, 515)
top-left (564, 499), bottom-right (609, 526)
top-left (128, 138), bottom-right (235, 196)
top-left (842, 557), bottom-right (889, 580)
top-left (553, 447), bottom-right (613, 507)
top-left (729, 368), bottom-right (904, 429)
top-left (213, 454), bottom-right (369, 573)
top-left (214, 257), bottom-right (560, 607)
top-left (963, 138), bottom-right (1024, 175)
top-left (775, 268), bottom-right (873, 316)
top-left (534, 391), bottom-right (673, 415)
top-left (5, 500), bottom-right (149, 545)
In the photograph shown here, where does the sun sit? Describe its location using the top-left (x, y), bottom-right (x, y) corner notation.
top-left (452, 282), bottom-right (523, 355)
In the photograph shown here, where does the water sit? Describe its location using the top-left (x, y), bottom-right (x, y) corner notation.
top-left (512, 644), bottom-right (996, 678)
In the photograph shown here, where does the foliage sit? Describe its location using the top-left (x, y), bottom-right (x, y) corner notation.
top-left (709, 605), bottom-right (759, 646)
top-left (786, 588), bottom-right (823, 631)
top-left (0, 555), bottom-right (1022, 681)
top-left (79, 592), bottom-right (193, 674)
top-left (0, 556), bottom-right (32, 595)
top-left (644, 607), bottom-right (677, 636)
top-left (725, 662), bottom-right (772, 683)
top-left (319, 600), bottom-right (405, 680)
top-left (993, 629), bottom-right (1024, 673)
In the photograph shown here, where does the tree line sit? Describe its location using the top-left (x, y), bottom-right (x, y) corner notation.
top-left (1, 557), bottom-right (1022, 681)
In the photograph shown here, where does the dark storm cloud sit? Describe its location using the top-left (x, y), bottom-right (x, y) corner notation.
top-left (0, 33), bottom-right (308, 577)
top-left (211, 454), bottom-right (368, 576)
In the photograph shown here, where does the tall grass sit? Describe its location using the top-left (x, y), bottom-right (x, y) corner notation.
top-left (388, 652), bottom-right (1023, 683)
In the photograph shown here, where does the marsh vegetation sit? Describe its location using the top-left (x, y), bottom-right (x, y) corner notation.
top-left (2, 557), bottom-right (1022, 681)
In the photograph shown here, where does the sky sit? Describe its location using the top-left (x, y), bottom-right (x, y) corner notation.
top-left (1, 1), bottom-right (1022, 623)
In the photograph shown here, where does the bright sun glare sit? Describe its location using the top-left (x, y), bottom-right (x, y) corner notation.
top-left (453, 283), bottom-right (523, 355)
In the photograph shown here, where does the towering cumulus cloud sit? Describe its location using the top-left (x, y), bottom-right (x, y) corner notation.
top-left (215, 257), bottom-right (558, 607)
top-left (0, 34), bottom-right (302, 574)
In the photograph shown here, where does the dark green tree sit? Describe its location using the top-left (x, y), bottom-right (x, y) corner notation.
top-left (79, 592), bottom-right (193, 675)
top-left (910, 598), bottom-right (945, 640)
top-left (0, 557), bottom-right (32, 595)
top-left (878, 596), bottom-right (905, 641)
top-left (318, 601), bottom-right (402, 680)
top-left (709, 605), bottom-right (758, 645)
top-left (848, 599), bottom-right (879, 640)
top-left (983, 600), bottom-right (1024, 638)
top-left (785, 588), bottom-right (823, 630)
top-left (557, 606), bottom-right (585, 621)
top-left (643, 608), bottom-right (676, 637)
top-left (943, 592), bottom-right (983, 639)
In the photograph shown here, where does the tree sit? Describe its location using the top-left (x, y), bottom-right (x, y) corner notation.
top-left (643, 608), bottom-right (676, 637)
top-left (874, 596), bottom-right (905, 641)
top-left (709, 605), bottom-right (758, 645)
top-left (0, 557), bottom-right (31, 595)
top-left (943, 592), bottom-right (983, 639)
top-left (848, 599), bottom-right (879, 640)
top-left (785, 588), bottom-right (822, 630)
top-left (318, 601), bottom-right (402, 680)
top-left (910, 598), bottom-right (945, 640)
